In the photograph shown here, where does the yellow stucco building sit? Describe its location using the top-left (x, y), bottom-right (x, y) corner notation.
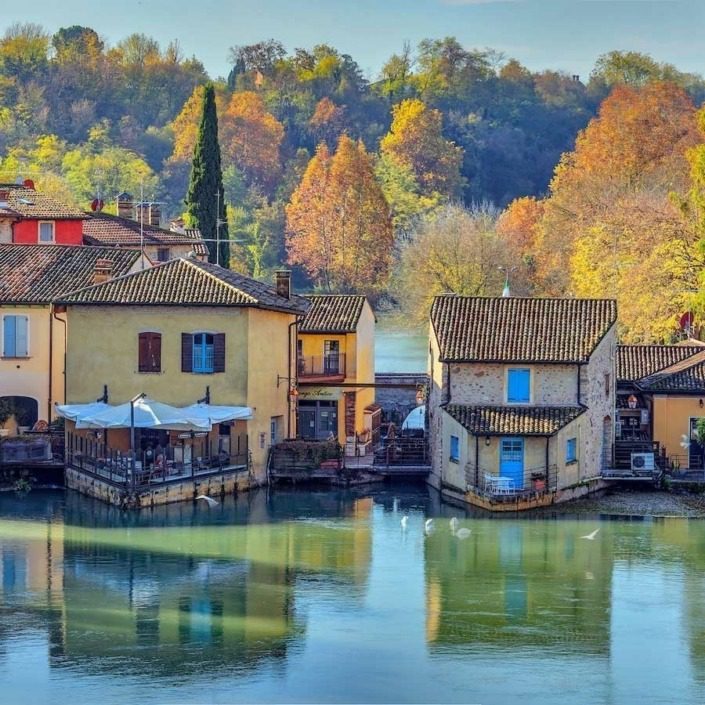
top-left (296, 295), bottom-right (376, 450)
top-left (0, 244), bottom-right (141, 433)
top-left (57, 259), bottom-right (309, 498)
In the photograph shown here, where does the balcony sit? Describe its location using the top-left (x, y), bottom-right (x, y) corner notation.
top-left (298, 353), bottom-right (346, 381)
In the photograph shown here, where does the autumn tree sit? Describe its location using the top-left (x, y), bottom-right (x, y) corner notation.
top-left (380, 98), bottom-right (464, 200)
top-left (220, 91), bottom-right (284, 194)
top-left (186, 83), bottom-right (229, 265)
top-left (395, 204), bottom-right (514, 324)
top-left (286, 135), bottom-right (393, 294)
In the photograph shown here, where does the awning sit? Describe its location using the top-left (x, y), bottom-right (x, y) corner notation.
top-left (55, 399), bottom-right (253, 431)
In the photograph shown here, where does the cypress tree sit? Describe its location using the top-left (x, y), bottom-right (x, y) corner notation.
top-left (186, 83), bottom-right (229, 266)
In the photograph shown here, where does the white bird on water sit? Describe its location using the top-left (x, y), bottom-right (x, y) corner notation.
top-left (449, 517), bottom-right (459, 534)
top-left (424, 518), bottom-right (435, 534)
top-left (580, 528), bottom-right (600, 540)
top-left (196, 494), bottom-right (218, 507)
top-left (400, 515), bottom-right (409, 530)
top-left (456, 528), bottom-right (472, 540)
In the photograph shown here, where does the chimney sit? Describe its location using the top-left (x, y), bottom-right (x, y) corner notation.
top-left (275, 270), bottom-right (291, 299)
top-left (117, 192), bottom-right (134, 220)
top-left (93, 258), bottom-right (114, 285)
top-left (134, 201), bottom-right (149, 225)
top-left (148, 202), bottom-right (161, 227)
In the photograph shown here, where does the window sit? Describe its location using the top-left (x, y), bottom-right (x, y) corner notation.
top-left (181, 332), bottom-right (225, 374)
top-left (38, 221), bottom-right (54, 243)
top-left (566, 438), bottom-right (577, 463)
top-left (604, 373), bottom-right (611, 398)
top-left (2, 315), bottom-right (28, 357)
top-left (138, 332), bottom-right (161, 373)
top-left (507, 369), bottom-right (531, 403)
top-left (270, 416), bottom-right (282, 445)
top-left (193, 333), bottom-right (215, 373)
top-left (450, 435), bottom-right (460, 463)
top-left (156, 247), bottom-right (170, 262)
top-left (323, 340), bottom-right (340, 374)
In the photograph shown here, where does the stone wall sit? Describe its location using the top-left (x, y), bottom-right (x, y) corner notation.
top-left (374, 373), bottom-right (428, 425)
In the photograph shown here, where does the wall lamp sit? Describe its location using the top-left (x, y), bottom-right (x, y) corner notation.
top-left (485, 435), bottom-right (491, 446)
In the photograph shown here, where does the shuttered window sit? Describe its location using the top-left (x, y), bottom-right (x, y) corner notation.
top-left (138, 332), bottom-right (161, 373)
top-left (507, 369), bottom-right (531, 403)
top-left (450, 435), bottom-right (460, 463)
top-left (2, 315), bottom-right (29, 357)
top-left (185, 332), bottom-right (225, 374)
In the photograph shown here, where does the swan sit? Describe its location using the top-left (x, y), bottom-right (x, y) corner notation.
top-left (449, 517), bottom-right (459, 533)
top-left (400, 515), bottom-right (409, 529)
top-left (456, 528), bottom-right (472, 540)
top-left (196, 494), bottom-right (218, 507)
top-left (424, 518), bottom-right (434, 534)
top-left (580, 528), bottom-right (600, 540)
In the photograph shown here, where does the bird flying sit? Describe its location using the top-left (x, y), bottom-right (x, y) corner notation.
top-left (580, 528), bottom-right (600, 540)
top-left (196, 494), bottom-right (218, 507)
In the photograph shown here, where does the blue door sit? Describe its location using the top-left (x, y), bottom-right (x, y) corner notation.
top-left (500, 438), bottom-right (524, 489)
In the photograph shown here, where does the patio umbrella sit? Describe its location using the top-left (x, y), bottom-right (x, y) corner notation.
top-left (180, 403), bottom-right (253, 425)
top-left (401, 405), bottom-right (426, 431)
top-left (69, 397), bottom-right (211, 431)
top-left (55, 402), bottom-right (110, 422)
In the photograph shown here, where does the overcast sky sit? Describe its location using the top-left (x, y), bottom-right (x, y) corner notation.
top-left (3, 0), bottom-right (704, 81)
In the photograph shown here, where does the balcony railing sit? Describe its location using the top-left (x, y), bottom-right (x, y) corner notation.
top-left (465, 463), bottom-right (558, 497)
top-left (298, 353), bottom-right (346, 378)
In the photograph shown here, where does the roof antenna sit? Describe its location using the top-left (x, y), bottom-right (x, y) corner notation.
top-left (499, 266), bottom-right (518, 298)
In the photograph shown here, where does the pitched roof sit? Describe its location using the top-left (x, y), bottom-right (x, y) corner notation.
top-left (83, 212), bottom-right (208, 256)
top-left (636, 350), bottom-right (705, 393)
top-left (617, 344), bottom-right (705, 383)
top-left (299, 295), bottom-right (367, 333)
top-left (0, 185), bottom-right (87, 220)
top-left (57, 257), bottom-right (310, 315)
top-left (0, 244), bottom-right (141, 304)
top-left (444, 404), bottom-right (585, 436)
top-left (431, 295), bottom-right (617, 364)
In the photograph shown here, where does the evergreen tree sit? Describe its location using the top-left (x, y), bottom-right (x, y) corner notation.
top-left (186, 83), bottom-right (229, 266)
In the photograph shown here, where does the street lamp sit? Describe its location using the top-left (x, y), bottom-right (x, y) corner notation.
top-left (130, 392), bottom-right (146, 490)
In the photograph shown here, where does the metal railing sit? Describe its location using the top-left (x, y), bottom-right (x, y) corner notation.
top-left (373, 436), bottom-right (429, 467)
top-left (66, 432), bottom-right (249, 489)
top-left (465, 463), bottom-right (558, 497)
top-left (298, 353), bottom-right (346, 378)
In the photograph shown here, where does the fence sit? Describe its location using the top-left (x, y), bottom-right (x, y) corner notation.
top-left (66, 431), bottom-right (249, 489)
top-left (465, 463), bottom-right (558, 497)
top-left (298, 353), bottom-right (346, 378)
top-left (373, 436), bottom-right (429, 467)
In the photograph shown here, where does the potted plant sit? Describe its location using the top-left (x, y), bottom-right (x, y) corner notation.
top-left (531, 471), bottom-right (546, 491)
top-left (0, 398), bottom-right (15, 437)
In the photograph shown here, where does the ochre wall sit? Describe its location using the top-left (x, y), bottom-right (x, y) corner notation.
top-left (652, 396), bottom-right (705, 464)
top-left (0, 304), bottom-right (66, 424)
top-left (13, 219), bottom-right (84, 245)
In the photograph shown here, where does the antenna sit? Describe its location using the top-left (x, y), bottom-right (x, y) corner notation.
top-left (215, 191), bottom-right (227, 267)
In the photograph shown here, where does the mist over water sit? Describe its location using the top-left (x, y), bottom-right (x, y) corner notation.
top-left (0, 486), bottom-right (704, 705)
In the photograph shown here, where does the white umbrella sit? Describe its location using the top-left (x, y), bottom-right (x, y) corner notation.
top-left (72, 397), bottom-right (211, 431)
top-left (55, 401), bottom-right (110, 421)
top-left (402, 405), bottom-right (426, 431)
top-left (181, 403), bottom-right (253, 425)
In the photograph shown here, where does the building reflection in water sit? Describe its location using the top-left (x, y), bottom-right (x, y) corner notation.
top-left (0, 489), bottom-right (373, 680)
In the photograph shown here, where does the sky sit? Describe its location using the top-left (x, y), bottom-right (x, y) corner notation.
top-left (3, 0), bottom-right (704, 81)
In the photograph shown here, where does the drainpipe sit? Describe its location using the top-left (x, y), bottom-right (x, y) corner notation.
top-left (577, 365), bottom-right (581, 405)
top-left (545, 436), bottom-right (550, 488)
top-left (286, 317), bottom-right (302, 439)
top-left (52, 305), bottom-right (67, 413)
top-left (474, 434), bottom-right (479, 489)
top-left (48, 305), bottom-right (53, 421)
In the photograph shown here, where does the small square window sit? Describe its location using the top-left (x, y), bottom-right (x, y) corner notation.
top-left (450, 435), bottom-right (460, 463)
top-left (566, 438), bottom-right (577, 463)
top-left (39, 221), bottom-right (54, 242)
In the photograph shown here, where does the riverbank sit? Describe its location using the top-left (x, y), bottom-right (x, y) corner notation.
top-left (534, 487), bottom-right (705, 517)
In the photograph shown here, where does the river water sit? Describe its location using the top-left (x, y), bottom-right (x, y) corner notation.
top-left (1, 486), bottom-right (704, 704)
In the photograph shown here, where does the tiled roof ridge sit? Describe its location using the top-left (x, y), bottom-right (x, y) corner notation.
top-left (636, 349), bottom-right (705, 388)
top-left (187, 259), bottom-right (259, 304)
top-left (85, 211), bottom-right (192, 235)
top-left (617, 344), bottom-right (705, 382)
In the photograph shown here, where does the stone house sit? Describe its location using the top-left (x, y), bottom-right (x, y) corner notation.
top-left (428, 295), bottom-right (617, 510)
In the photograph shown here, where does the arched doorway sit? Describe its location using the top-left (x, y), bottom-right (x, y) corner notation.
top-left (0, 396), bottom-right (39, 431)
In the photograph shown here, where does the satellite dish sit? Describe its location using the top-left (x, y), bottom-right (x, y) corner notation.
top-left (680, 312), bottom-right (695, 331)
top-left (23, 178), bottom-right (35, 189)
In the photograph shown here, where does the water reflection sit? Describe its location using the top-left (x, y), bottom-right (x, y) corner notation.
top-left (1, 487), bottom-right (705, 704)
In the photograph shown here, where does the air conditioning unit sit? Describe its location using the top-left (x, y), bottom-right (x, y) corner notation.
top-left (631, 452), bottom-right (655, 472)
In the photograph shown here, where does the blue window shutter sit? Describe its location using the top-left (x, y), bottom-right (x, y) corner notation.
top-left (3, 316), bottom-right (16, 357)
top-left (16, 316), bottom-right (28, 357)
top-left (508, 369), bottom-right (530, 403)
top-left (566, 438), bottom-right (577, 462)
top-left (450, 435), bottom-right (459, 462)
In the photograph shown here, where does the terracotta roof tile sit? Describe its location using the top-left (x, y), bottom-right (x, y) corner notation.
top-left (617, 344), bottom-right (705, 382)
top-left (58, 257), bottom-right (310, 315)
top-left (444, 404), bottom-right (585, 436)
top-left (636, 350), bottom-right (705, 393)
top-left (83, 213), bottom-right (208, 256)
top-left (0, 185), bottom-right (86, 219)
top-left (431, 295), bottom-right (617, 363)
top-left (0, 244), bottom-right (141, 304)
top-left (299, 295), bottom-right (367, 333)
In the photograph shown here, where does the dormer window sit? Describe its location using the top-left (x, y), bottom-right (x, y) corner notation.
top-left (507, 368), bottom-right (531, 404)
top-left (38, 221), bottom-right (54, 243)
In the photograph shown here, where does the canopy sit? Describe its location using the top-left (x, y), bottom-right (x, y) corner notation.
top-left (56, 399), bottom-right (253, 430)
top-left (180, 403), bottom-right (253, 424)
top-left (401, 405), bottom-right (426, 432)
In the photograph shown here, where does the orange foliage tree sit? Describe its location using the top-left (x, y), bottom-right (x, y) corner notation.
top-left (380, 98), bottom-right (464, 200)
top-left (286, 135), bottom-right (393, 294)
